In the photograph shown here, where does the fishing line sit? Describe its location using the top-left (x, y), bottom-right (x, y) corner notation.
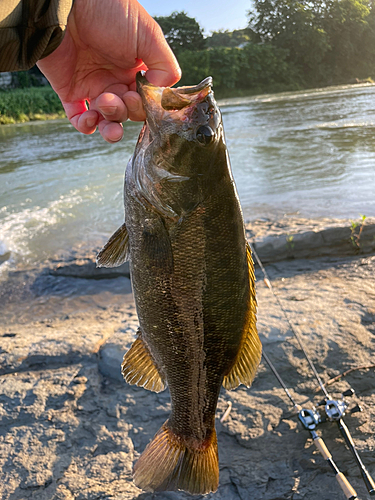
top-left (249, 242), bottom-right (375, 496)
top-left (262, 350), bottom-right (357, 500)
top-left (251, 243), bottom-right (328, 398)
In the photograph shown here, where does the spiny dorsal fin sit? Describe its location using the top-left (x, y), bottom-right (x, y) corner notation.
top-left (133, 421), bottom-right (219, 494)
top-left (223, 242), bottom-right (262, 390)
top-left (96, 223), bottom-right (129, 268)
top-left (122, 331), bottom-right (167, 393)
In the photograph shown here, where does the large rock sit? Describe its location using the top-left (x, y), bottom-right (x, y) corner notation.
top-left (247, 217), bottom-right (375, 263)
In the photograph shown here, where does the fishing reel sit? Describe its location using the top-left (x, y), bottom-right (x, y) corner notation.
top-left (325, 399), bottom-right (348, 421)
top-left (318, 389), bottom-right (362, 421)
top-left (298, 408), bottom-right (321, 431)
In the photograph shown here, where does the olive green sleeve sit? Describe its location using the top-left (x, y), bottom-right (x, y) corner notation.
top-left (0, 0), bottom-right (73, 72)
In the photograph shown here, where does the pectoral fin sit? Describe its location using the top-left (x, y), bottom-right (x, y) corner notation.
top-left (96, 223), bottom-right (129, 268)
top-left (223, 242), bottom-right (262, 390)
top-left (122, 330), bottom-right (167, 393)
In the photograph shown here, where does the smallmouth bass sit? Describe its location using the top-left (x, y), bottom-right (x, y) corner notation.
top-left (97, 73), bottom-right (262, 495)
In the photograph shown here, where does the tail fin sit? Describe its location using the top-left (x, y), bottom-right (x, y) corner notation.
top-left (133, 421), bottom-right (219, 494)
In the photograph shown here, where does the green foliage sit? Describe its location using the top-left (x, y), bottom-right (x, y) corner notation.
top-left (237, 43), bottom-right (300, 88)
top-left (286, 234), bottom-right (295, 252)
top-left (177, 50), bottom-right (210, 87)
top-left (249, 0), bottom-right (375, 85)
top-left (208, 48), bottom-right (242, 90)
top-left (322, 0), bottom-right (372, 80)
top-left (350, 214), bottom-right (366, 250)
top-left (154, 11), bottom-right (205, 56)
top-left (0, 87), bottom-right (64, 124)
top-left (12, 67), bottom-right (46, 88)
top-left (178, 48), bottom-right (240, 90)
top-left (206, 28), bottom-right (253, 48)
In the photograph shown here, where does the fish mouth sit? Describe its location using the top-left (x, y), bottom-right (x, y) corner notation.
top-left (136, 72), bottom-right (213, 112)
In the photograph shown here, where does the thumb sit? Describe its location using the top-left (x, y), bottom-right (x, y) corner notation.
top-left (137, 9), bottom-right (181, 87)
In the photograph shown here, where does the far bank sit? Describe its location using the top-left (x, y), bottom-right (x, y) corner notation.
top-left (1, 78), bottom-right (374, 125)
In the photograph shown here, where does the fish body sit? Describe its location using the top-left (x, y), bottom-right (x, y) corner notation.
top-left (97, 74), bottom-right (261, 494)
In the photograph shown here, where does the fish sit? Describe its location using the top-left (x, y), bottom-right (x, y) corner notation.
top-left (97, 73), bottom-right (262, 495)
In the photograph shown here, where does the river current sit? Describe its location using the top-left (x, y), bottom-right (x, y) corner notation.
top-left (1, 83), bottom-right (375, 276)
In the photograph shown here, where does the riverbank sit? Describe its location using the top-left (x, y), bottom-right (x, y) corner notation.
top-left (0, 87), bottom-right (64, 124)
top-left (0, 217), bottom-right (374, 500)
top-left (1, 79), bottom-right (374, 125)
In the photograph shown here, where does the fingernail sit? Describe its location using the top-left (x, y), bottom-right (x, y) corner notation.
top-left (99, 106), bottom-right (117, 116)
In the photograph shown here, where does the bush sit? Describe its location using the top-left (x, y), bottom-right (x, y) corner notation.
top-left (0, 86), bottom-right (64, 124)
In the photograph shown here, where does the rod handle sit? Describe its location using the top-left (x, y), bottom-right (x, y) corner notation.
top-left (336, 473), bottom-right (357, 500)
top-left (314, 436), bottom-right (331, 460)
top-left (314, 438), bottom-right (357, 499)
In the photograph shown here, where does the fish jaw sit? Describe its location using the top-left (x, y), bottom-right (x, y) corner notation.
top-left (130, 73), bottom-right (227, 218)
top-left (136, 72), bottom-right (221, 145)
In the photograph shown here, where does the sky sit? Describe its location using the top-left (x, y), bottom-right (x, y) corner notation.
top-left (140, 0), bottom-right (251, 35)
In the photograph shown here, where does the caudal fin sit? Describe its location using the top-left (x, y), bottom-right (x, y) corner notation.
top-left (133, 421), bottom-right (219, 494)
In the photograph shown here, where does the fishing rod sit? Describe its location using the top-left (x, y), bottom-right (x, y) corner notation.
top-left (262, 351), bottom-right (357, 500)
top-left (249, 242), bottom-right (375, 496)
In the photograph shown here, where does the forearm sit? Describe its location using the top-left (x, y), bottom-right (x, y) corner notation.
top-left (0, 0), bottom-right (72, 71)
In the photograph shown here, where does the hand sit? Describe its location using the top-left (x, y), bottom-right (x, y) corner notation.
top-left (37, 0), bottom-right (180, 143)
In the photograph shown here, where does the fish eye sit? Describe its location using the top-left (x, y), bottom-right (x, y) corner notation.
top-left (196, 126), bottom-right (214, 145)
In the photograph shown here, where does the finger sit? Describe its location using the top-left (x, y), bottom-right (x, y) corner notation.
top-left (63, 100), bottom-right (99, 135)
top-left (76, 110), bottom-right (100, 134)
top-left (98, 120), bottom-right (124, 143)
top-left (90, 84), bottom-right (131, 122)
top-left (123, 91), bottom-right (146, 122)
top-left (93, 92), bottom-right (129, 123)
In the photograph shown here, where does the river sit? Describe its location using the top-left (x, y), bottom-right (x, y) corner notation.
top-left (1, 83), bottom-right (375, 276)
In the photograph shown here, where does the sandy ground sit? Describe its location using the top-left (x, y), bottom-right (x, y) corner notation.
top-left (0, 219), bottom-right (374, 500)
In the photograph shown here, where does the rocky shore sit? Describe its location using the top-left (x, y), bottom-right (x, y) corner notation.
top-left (0, 217), bottom-right (374, 500)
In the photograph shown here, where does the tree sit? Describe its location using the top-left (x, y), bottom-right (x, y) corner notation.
top-left (249, 0), bottom-right (330, 82)
top-left (322, 0), bottom-right (371, 79)
top-left (154, 11), bottom-right (205, 56)
top-left (206, 28), bottom-right (254, 48)
top-left (248, 0), bottom-right (375, 85)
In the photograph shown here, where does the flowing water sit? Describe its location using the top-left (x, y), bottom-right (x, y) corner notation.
top-left (1, 83), bottom-right (375, 277)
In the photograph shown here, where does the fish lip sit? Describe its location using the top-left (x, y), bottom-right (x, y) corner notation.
top-left (136, 72), bottom-right (213, 110)
top-left (136, 72), bottom-right (213, 95)
top-left (175, 77), bottom-right (213, 95)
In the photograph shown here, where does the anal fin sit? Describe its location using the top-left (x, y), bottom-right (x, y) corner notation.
top-left (96, 223), bottom-right (129, 268)
top-left (223, 242), bottom-right (262, 390)
top-left (122, 331), bottom-right (167, 393)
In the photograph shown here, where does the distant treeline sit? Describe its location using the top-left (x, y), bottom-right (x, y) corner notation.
top-left (155, 2), bottom-right (375, 94)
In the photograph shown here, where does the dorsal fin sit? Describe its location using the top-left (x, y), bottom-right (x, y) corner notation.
top-left (223, 242), bottom-right (262, 389)
top-left (96, 223), bottom-right (129, 268)
top-left (122, 330), bottom-right (167, 393)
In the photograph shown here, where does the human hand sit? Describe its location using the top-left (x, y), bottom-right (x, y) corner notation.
top-left (37, 0), bottom-right (180, 143)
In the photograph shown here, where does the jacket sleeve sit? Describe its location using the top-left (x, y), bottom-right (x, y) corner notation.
top-left (0, 0), bottom-right (73, 72)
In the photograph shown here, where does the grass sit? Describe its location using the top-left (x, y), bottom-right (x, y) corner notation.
top-left (0, 86), bottom-right (65, 124)
top-left (350, 214), bottom-right (366, 250)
